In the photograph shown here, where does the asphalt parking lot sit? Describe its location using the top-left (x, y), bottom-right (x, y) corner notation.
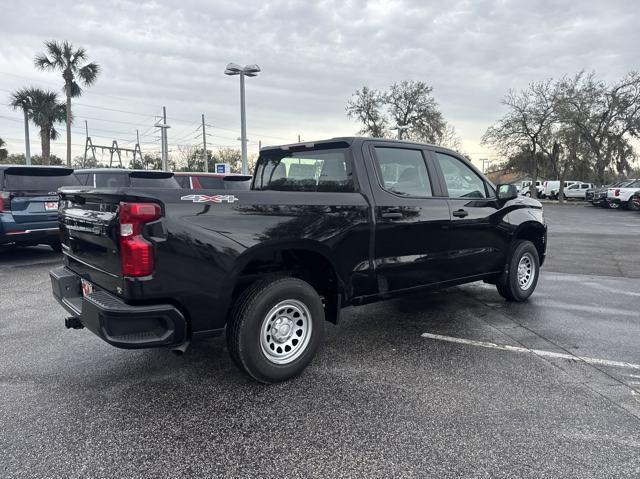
top-left (1, 203), bottom-right (639, 478)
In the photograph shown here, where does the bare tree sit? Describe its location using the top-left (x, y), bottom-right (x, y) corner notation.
top-left (482, 80), bottom-right (558, 197)
top-left (386, 81), bottom-right (446, 143)
top-left (346, 86), bottom-right (387, 138)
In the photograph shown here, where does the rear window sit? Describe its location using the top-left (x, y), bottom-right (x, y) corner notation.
top-left (129, 176), bottom-right (179, 188)
top-left (195, 176), bottom-right (252, 190)
top-left (93, 172), bottom-right (180, 188)
top-left (253, 148), bottom-right (354, 192)
top-left (3, 171), bottom-right (79, 191)
top-left (196, 177), bottom-right (225, 189)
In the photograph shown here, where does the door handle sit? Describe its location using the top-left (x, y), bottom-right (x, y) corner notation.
top-left (381, 208), bottom-right (403, 219)
top-left (452, 209), bottom-right (469, 218)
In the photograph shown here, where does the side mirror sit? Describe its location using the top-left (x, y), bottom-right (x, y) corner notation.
top-left (497, 184), bottom-right (518, 201)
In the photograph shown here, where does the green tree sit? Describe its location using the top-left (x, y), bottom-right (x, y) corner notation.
top-left (34, 40), bottom-right (100, 167)
top-left (10, 88), bottom-right (66, 165)
top-left (0, 137), bottom-right (7, 161)
top-left (9, 89), bottom-right (33, 162)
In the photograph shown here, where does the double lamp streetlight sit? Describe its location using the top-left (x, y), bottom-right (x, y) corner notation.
top-left (224, 63), bottom-right (261, 175)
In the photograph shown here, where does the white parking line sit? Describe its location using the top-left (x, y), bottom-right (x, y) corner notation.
top-left (421, 332), bottom-right (640, 371)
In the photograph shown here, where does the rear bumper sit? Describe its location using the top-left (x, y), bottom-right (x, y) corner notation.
top-left (49, 266), bottom-right (187, 349)
top-left (0, 226), bottom-right (59, 246)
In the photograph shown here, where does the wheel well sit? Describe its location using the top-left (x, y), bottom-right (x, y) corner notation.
top-left (515, 224), bottom-right (545, 265)
top-left (232, 248), bottom-right (341, 323)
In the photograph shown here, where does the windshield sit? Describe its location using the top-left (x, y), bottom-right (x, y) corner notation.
top-left (3, 171), bottom-right (79, 191)
top-left (253, 147), bottom-right (354, 192)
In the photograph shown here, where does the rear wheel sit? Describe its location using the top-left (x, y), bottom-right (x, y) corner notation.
top-left (226, 276), bottom-right (324, 383)
top-left (497, 240), bottom-right (540, 302)
top-left (50, 242), bottom-right (62, 253)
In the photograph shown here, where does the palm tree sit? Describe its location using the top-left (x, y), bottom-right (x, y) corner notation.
top-left (0, 137), bottom-right (8, 162)
top-left (10, 88), bottom-right (66, 165)
top-left (9, 89), bottom-right (32, 164)
top-left (34, 40), bottom-right (100, 167)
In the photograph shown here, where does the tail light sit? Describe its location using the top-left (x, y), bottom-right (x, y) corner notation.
top-left (0, 191), bottom-right (11, 212)
top-left (615, 189), bottom-right (620, 196)
top-left (119, 202), bottom-right (161, 277)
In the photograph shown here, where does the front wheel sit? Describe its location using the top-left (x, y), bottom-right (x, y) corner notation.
top-left (497, 240), bottom-right (540, 302)
top-left (629, 199), bottom-right (640, 211)
top-left (226, 276), bottom-right (324, 383)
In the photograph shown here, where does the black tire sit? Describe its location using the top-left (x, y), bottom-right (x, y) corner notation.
top-left (496, 240), bottom-right (540, 302)
top-left (629, 199), bottom-right (640, 211)
top-left (226, 276), bottom-right (324, 384)
top-left (50, 242), bottom-right (63, 253)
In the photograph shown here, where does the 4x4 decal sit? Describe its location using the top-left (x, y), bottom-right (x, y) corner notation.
top-left (180, 194), bottom-right (239, 204)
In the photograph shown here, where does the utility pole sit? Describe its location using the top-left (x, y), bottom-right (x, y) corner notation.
top-left (298, 134), bottom-right (301, 143)
top-left (155, 106), bottom-right (170, 171)
top-left (202, 114), bottom-right (208, 173)
top-left (23, 110), bottom-right (31, 166)
top-left (162, 106), bottom-right (168, 171)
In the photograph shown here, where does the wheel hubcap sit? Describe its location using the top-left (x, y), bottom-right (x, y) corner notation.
top-left (517, 253), bottom-right (535, 290)
top-left (260, 300), bottom-right (312, 365)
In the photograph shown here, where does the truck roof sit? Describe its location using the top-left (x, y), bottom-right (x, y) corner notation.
top-left (259, 136), bottom-right (449, 153)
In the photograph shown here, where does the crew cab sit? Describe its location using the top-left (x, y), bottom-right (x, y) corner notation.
top-left (561, 182), bottom-right (595, 200)
top-left (50, 138), bottom-right (546, 383)
top-left (1, 165), bottom-right (79, 250)
top-left (606, 179), bottom-right (640, 209)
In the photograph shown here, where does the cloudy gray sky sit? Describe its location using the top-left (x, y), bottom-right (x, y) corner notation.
top-left (1, 0), bottom-right (639, 166)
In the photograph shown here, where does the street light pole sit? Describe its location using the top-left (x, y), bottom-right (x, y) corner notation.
top-left (225, 62), bottom-right (260, 175)
top-left (239, 72), bottom-right (248, 175)
top-left (390, 124), bottom-right (409, 140)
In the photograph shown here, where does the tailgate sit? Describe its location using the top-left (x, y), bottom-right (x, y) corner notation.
top-left (60, 191), bottom-right (122, 279)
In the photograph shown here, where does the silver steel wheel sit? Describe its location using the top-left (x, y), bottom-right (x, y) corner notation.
top-left (517, 252), bottom-right (535, 291)
top-left (260, 300), bottom-right (312, 365)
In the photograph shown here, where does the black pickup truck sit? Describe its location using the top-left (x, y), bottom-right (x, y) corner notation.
top-left (50, 138), bottom-right (546, 383)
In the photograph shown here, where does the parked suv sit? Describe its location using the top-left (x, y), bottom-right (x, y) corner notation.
top-left (0, 165), bottom-right (79, 250)
top-left (173, 172), bottom-right (252, 190)
top-left (73, 168), bottom-right (181, 188)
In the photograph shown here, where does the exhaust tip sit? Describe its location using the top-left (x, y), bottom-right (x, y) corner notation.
top-left (171, 341), bottom-right (190, 356)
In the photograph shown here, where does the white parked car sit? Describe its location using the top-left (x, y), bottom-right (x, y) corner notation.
top-left (606, 179), bottom-right (640, 209)
top-left (543, 180), bottom-right (580, 199)
top-left (517, 180), bottom-right (544, 196)
top-left (561, 182), bottom-right (595, 200)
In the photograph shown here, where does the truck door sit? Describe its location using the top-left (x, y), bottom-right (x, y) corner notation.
top-left (430, 150), bottom-right (507, 278)
top-left (363, 142), bottom-right (451, 293)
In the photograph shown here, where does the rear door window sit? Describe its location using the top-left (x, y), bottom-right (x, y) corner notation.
top-left (372, 147), bottom-right (432, 197)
